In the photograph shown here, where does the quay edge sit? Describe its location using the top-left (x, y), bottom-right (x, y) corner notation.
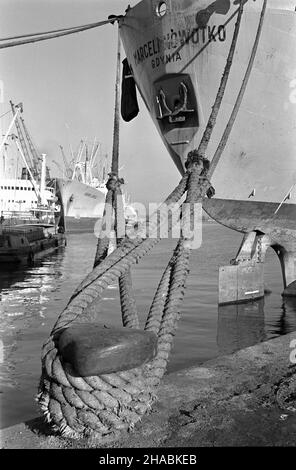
top-left (1, 330), bottom-right (296, 448)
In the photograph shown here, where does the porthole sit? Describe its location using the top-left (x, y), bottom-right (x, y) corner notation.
top-left (156, 1), bottom-right (167, 18)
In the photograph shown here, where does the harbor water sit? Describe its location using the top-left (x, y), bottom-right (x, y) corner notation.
top-left (1, 221), bottom-right (296, 429)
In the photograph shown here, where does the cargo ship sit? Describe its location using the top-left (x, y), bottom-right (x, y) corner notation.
top-left (118, 0), bottom-right (296, 302)
top-left (55, 139), bottom-right (137, 231)
top-left (119, 0), bottom-right (296, 226)
top-left (0, 102), bottom-right (66, 264)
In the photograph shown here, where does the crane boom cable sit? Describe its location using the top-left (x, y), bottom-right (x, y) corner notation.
top-left (20, 116), bottom-right (40, 174)
top-left (10, 101), bottom-right (35, 173)
top-left (0, 107), bottom-right (20, 154)
top-left (0, 109), bottom-right (12, 120)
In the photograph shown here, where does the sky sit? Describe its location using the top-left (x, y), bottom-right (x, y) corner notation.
top-left (0, 0), bottom-right (180, 204)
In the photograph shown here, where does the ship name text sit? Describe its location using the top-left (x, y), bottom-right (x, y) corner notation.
top-left (133, 24), bottom-right (226, 69)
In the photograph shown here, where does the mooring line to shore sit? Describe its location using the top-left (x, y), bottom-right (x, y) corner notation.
top-left (209, 0), bottom-right (268, 178)
top-left (34, 0), bottom-right (272, 445)
top-left (0, 17), bottom-right (122, 50)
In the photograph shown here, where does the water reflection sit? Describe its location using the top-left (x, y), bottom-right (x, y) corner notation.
top-left (0, 234), bottom-right (96, 429)
top-left (0, 251), bottom-right (64, 324)
top-left (0, 249), bottom-right (65, 396)
top-left (217, 296), bottom-right (296, 356)
top-left (269, 296), bottom-right (296, 337)
top-left (0, 227), bottom-right (296, 429)
top-left (217, 298), bottom-right (266, 356)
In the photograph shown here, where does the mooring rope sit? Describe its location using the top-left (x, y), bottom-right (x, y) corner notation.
top-left (0, 17), bottom-right (121, 50)
top-left (197, 0), bottom-right (245, 159)
top-left (37, 152), bottom-right (210, 440)
top-left (0, 109), bottom-right (12, 120)
top-left (0, 19), bottom-right (114, 42)
top-left (49, 173), bottom-right (189, 334)
top-left (37, 0), bottom-right (268, 442)
top-left (111, 30), bottom-right (122, 177)
top-left (110, 31), bottom-right (139, 330)
top-left (209, 0), bottom-right (268, 178)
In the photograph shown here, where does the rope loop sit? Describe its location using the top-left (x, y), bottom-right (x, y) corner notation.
top-left (106, 172), bottom-right (125, 191)
top-left (37, 0), bottom-right (268, 443)
top-left (185, 149), bottom-right (209, 172)
top-left (37, 155), bottom-right (201, 440)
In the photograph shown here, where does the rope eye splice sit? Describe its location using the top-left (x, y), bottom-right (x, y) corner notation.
top-left (36, 150), bottom-right (213, 444)
top-left (185, 150), bottom-right (215, 199)
top-left (105, 172), bottom-right (124, 191)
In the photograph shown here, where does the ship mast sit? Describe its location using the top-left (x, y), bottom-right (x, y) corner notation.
top-left (59, 144), bottom-right (73, 178)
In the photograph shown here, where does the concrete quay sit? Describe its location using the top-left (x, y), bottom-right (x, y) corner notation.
top-left (1, 331), bottom-right (296, 448)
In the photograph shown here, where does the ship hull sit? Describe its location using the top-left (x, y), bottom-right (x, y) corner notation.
top-left (63, 216), bottom-right (99, 233)
top-left (119, 0), bottom-right (296, 241)
top-left (56, 178), bottom-right (107, 220)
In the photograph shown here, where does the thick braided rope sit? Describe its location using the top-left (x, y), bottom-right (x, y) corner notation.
top-left (36, 2), bottom-right (244, 431)
top-left (209, 0), bottom-right (267, 177)
top-left (144, 160), bottom-right (211, 384)
top-left (197, 0), bottom-right (245, 159)
top-left (93, 174), bottom-right (139, 329)
top-left (145, 263), bottom-right (172, 335)
top-left (119, 270), bottom-right (139, 329)
top-left (105, 28), bottom-right (140, 330)
top-left (49, 174), bottom-right (188, 335)
top-left (144, 239), bottom-right (190, 386)
top-left (38, 354), bottom-right (157, 441)
top-left (37, 168), bottom-right (203, 440)
top-left (93, 188), bottom-right (114, 268)
top-left (113, 184), bottom-right (140, 329)
top-left (37, 175), bottom-right (188, 440)
top-left (37, 2), bottom-right (249, 441)
top-left (0, 18), bottom-right (118, 50)
top-left (37, 166), bottom-right (202, 439)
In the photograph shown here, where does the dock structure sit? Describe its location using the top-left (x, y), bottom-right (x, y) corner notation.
top-left (1, 0), bottom-right (295, 449)
top-left (1, 330), bottom-right (296, 448)
top-left (203, 199), bottom-right (296, 304)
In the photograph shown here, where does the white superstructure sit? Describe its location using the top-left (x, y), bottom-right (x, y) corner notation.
top-left (0, 177), bottom-right (55, 213)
